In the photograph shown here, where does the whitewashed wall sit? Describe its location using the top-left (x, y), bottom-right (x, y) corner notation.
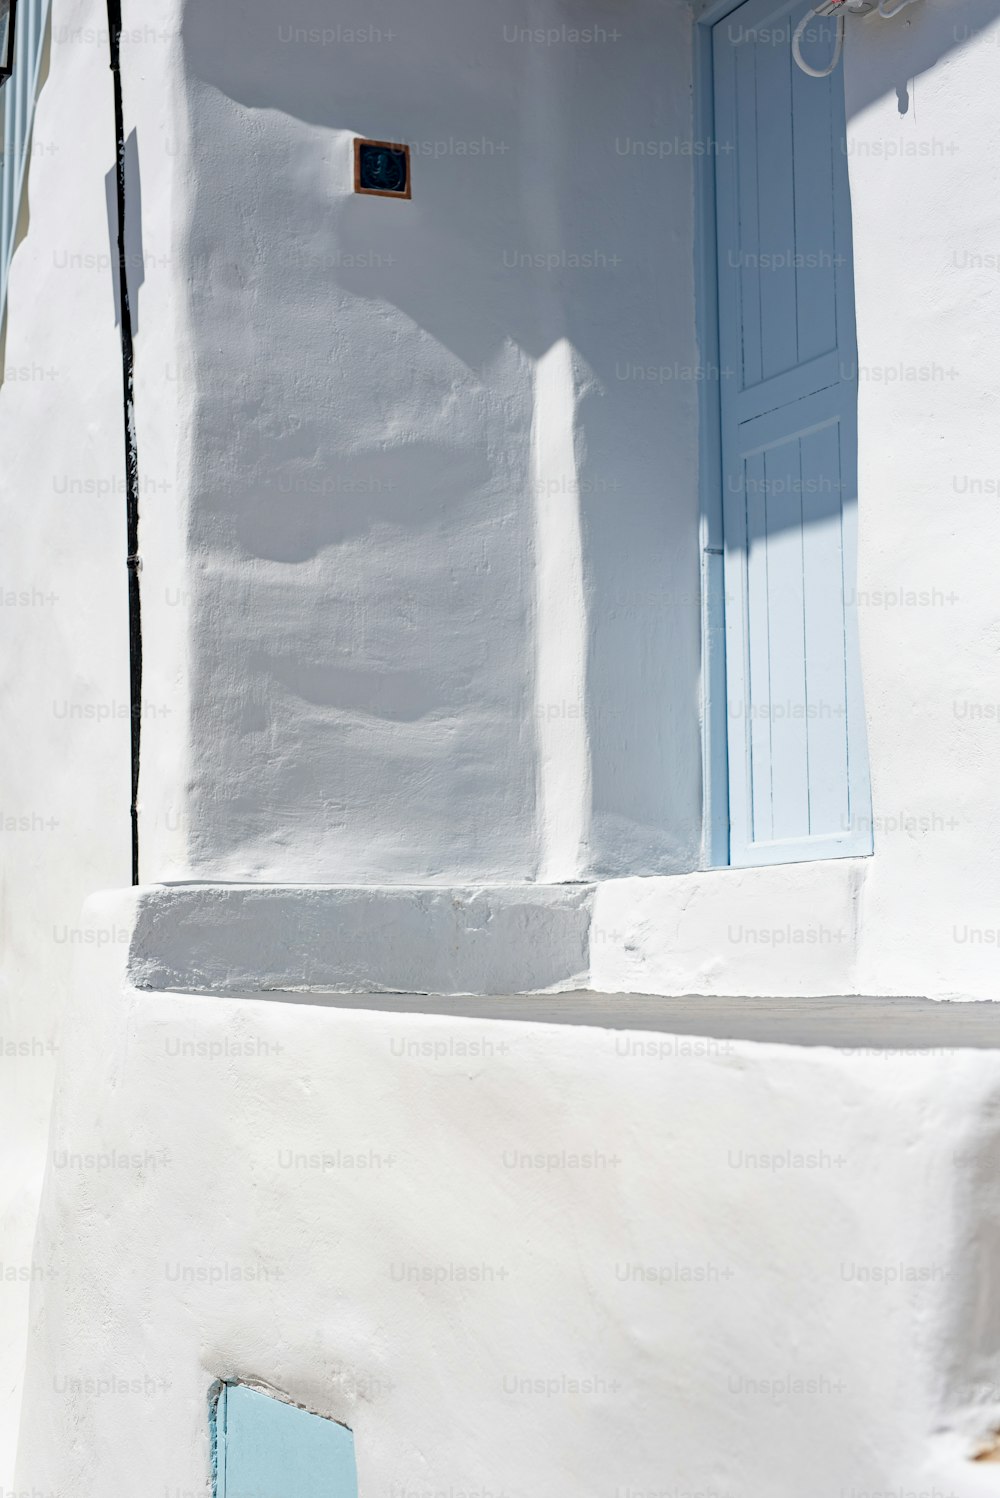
top-left (0, 2), bottom-right (129, 1482)
top-left (592, 0), bottom-right (1000, 1002)
top-left (1, 0), bottom-right (702, 1476)
top-left (7, 0), bottom-right (1000, 1488)
top-left (125, 0), bottom-right (1000, 1003)
top-left (136, 0), bottom-right (702, 885)
top-left (846, 0), bottom-right (1000, 998)
top-left (15, 896), bottom-right (1000, 1498)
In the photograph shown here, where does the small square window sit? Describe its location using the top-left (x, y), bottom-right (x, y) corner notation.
top-left (354, 139), bottom-right (411, 199)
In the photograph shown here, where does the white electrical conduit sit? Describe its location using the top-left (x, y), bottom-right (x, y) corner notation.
top-left (792, 0), bottom-right (922, 77)
top-left (791, 2), bottom-right (844, 77)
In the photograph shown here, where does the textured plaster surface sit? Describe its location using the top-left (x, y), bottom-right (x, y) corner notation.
top-left (15, 891), bottom-right (1000, 1498)
top-left (128, 882), bottom-right (594, 996)
top-left (842, 2), bottom-right (1000, 1001)
top-left (155, 0), bottom-right (701, 884)
top-left (0, 3), bottom-right (130, 1480)
top-left (6, 0), bottom-right (1000, 1486)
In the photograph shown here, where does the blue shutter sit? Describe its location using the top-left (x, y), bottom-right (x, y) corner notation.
top-left (712, 0), bottom-right (872, 865)
top-left (0, 0), bottom-right (49, 318)
top-left (215, 1384), bottom-right (359, 1498)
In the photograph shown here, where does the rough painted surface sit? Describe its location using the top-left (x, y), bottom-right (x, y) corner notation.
top-left (6, 0), bottom-right (1000, 1487)
top-left (128, 883), bottom-right (593, 996)
top-left (150, 0), bottom-right (701, 884)
top-left (588, 0), bottom-right (1000, 1002)
top-left (842, 1), bottom-right (1000, 1001)
top-left (0, 4), bottom-right (130, 1481)
top-left (15, 892), bottom-right (1000, 1498)
top-left (592, 863), bottom-right (867, 997)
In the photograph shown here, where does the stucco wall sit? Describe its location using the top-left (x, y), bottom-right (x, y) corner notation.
top-left (16, 892), bottom-right (1000, 1498)
top-left (0, 1), bottom-right (130, 1481)
top-left (129, 0), bottom-right (1000, 987)
top-left (844, 0), bottom-right (1000, 998)
top-left (8, 0), bottom-right (1000, 1481)
top-left (134, 0), bottom-right (702, 885)
top-left (589, 0), bottom-right (1000, 1002)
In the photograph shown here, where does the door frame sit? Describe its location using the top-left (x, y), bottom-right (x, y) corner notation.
top-left (694, 0), bottom-right (867, 868)
top-left (694, 0), bottom-right (745, 868)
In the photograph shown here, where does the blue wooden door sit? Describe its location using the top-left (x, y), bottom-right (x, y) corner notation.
top-left (216, 1384), bottom-right (359, 1498)
top-left (712, 0), bottom-right (871, 865)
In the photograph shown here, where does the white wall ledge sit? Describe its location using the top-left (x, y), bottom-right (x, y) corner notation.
top-left (126, 882), bottom-right (595, 997)
top-left (122, 866), bottom-right (1000, 1003)
top-left (201, 989), bottom-right (1000, 1051)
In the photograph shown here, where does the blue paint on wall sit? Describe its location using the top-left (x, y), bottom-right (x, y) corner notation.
top-left (215, 1383), bottom-right (359, 1498)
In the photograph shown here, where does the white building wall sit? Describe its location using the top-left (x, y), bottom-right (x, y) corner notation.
top-left (14, 897), bottom-right (1000, 1498)
top-left (846, 0), bottom-right (1000, 998)
top-left (0, 2), bottom-right (130, 1481)
top-left (144, 0), bottom-right (702, 885)
top-left (1, 0), bottom-right (702, 1475)
top-left (120, 0), bottom-right (1000, 999)
top-left (592, 0), bottom-right (1000, 1002)
top-left (7, 0), bottom-right (1000, 1490)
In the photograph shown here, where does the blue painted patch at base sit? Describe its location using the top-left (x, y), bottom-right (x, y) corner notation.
top-left (216, 1383), bottom-right (359, 1498)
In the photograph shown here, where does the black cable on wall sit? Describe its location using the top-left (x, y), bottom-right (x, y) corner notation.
top-left (106, 0), bottom-right (142, 886)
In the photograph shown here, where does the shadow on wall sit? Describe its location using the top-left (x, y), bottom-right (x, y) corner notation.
top-left (104, 129), bottom-right (144, 334)
top-left (174, 0), bottom-right (703, 882)
top-left (166, 0), bottom-right (991, 884)
top-left (840, 0), bottom-right (1000, 119)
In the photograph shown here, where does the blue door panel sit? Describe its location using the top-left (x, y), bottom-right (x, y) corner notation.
top-left (762, 438), bottom-right (811, 842)
top-left (800, 421), bottom-right (852, 831)
top-left (742, 449), bottom-right (773, 842)
top-left (790, 51), bottom-right (839, 365)
top-left (753, 15), bottom-right (798, 384)
top-left (0, 0), bottom-right (49, 318)
top-left (216, 1384), bottom-right (359, 1498)
top-left (733, 37), bottom-right (763, 390)
top-left (713, 0), bottom-right (871, 866)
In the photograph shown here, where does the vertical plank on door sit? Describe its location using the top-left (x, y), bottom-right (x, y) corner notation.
top-left (753, 13), bottom-right (799, 382)
top-left (790, 30), bottom-right (839, 365)
top-left (763, 436), bottom-right (810, 841)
